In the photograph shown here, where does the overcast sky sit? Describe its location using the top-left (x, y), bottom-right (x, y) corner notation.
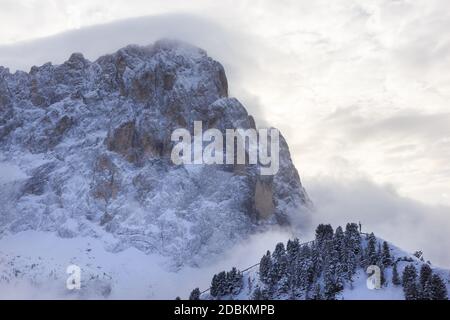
top-left (1, 0), bottom-right (449, 266)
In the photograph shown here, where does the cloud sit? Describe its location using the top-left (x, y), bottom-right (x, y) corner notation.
top-left (305, 175), bottom-right (450, 268)
top-left (297, 106), bottom-right (450, 206)
top-left (0, 14), bottom-right (233, 71)
top-left (0, 13), bottom-right (272, 122)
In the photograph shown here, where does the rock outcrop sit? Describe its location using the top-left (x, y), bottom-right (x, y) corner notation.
top-left (0, 39), bottom-right (311, 266)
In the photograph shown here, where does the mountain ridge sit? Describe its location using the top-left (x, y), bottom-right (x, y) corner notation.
top-left (0, 39), bottom-right (311, 268)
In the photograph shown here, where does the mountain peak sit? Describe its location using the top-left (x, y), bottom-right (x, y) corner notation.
top-left (0, 40), bottom-right (310, 267)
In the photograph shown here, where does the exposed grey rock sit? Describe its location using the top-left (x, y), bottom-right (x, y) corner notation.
top-left (0, 39), bottom-right (311, 266)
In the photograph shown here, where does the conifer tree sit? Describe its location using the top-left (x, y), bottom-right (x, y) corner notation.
top-left (422, 278), bottom-right (433, 300)
top-left (286, 240), bottom-right (301, 292)
top-left (210, 274), bottom-right (219, 297)
top-left (259, 251), bottom-right (273, 285)
top-left (392, 262), bottom-right (401, 286)
top-left (402, 264), bottom-right (419, 300)
top-left (344, 223), bottom-right (362, 283)
top-left (365, 233), bottom-right (378, 267)
top-left (315, 224), bottom-right (334, 249)
top-left (286, 238), bottom-right (300, 264)
top-left (272, 242), bottom-right (287, 282)
top-left (189, 288), bottom-right (201, 300)
top-left (380, 265), bottom-right (386, 287)
top-left (310, 242), bottom-right (322, 276)
top-left (330, 228), bottom-right (345, 292)
top-left (334, 226), bottom-right (345, 265)
top-left (295, 244), bottom-right (314, 292)
top-left (218, 271), bottom-right (227, 295)
top-left (227, 267), bottom-right (243, 295)
top-left (252, 287), bottom-right (264, 300)
top-left (429, 274), bottom-right (448, 300)
top-left (210, 271), bottom-right (227, 297)
top-left (323, 268), bottom-right (337, 300)
top-left (419, 264), bottom-right (433, 299)
top-left (413, 250), bottom-right (424, 261)
top-left (381, 241), bottom-right (392, 267)
top-left (377, 242), bottom-right (382, 263)
top-left (322, 234), bottom-right (342, 299)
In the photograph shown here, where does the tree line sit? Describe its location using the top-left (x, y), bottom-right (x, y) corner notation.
top-left (188, 222), bottom-right (448, 300)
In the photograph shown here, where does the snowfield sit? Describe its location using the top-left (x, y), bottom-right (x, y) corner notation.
top-left (0, 230), bottom-right (213, 299)
top-left (0, 228), bottom-right (291, 299)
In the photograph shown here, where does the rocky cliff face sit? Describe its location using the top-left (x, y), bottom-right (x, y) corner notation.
top-left (0, 39), bottom-right (311, 267)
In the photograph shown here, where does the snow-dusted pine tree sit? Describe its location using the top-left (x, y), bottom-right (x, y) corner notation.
top-left (365, 233), bottom-right (378, 267)
top-left (381, 241), bottom-right (392, 267)
top-left (402, 264), bottom-right (419, 300)
top-left (344, 223), bottom-right (362, 285)
top-left (272, 242), bottom-right (287, 282)
top-left (429, 274), bottom-right (448, 300)
top-left (392, 262), bottom-right (401, 286)
top-left (259, 251), bottom-right (273, 285)
top-left (189, 288), bottom-right (201, 300)
top-left (419, 264), bottom-right (433, 299)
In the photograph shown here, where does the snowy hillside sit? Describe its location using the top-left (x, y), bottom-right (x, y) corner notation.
top-left (0, 230), bottom-right (208, 299)
top-left (191, 223), bottom-right (450, 300)
top-left (0, 227), bottom-right (291, 299)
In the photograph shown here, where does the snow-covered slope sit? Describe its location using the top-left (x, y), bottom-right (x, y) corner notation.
top-left (0, 230), bottom-right (205, 299)
top-left (195, 224), bottom-right (450, 300)
top-left (0, 39), bottom-right (311, 269)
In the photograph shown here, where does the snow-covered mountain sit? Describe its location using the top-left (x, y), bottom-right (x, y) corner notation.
top-left (3, 39), bottom-right (445, 301)
top-left (0, 39), bottom-right (310, 272)
top-left (191, 223), bottom-right (450, 300)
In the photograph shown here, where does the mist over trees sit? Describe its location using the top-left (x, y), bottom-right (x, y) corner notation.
top-left (188, 222), bottom-right (448, 300)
